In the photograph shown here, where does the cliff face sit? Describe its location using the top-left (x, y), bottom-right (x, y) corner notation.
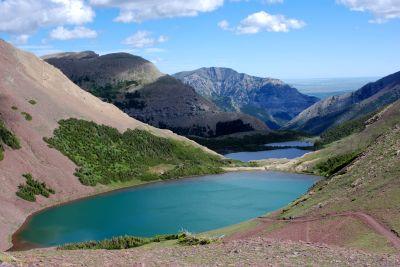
top-left (285, 71), bottom-right (400, 134)
top-left (174, 67), bottom-right (319, 129)
top-left (45, 54), bottom-right (269, 137)
top-left (0, 40), bottom-right (216, 251)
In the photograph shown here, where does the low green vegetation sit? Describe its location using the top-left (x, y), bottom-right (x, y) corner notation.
top-left (315, 112), bottom-right (378, 148)
top-left (85, 80), bottom-right (139, 102)
top-left (44, 119), bottom-right (226, 186)
top-left (177, 233), bottom-right (213, 246)
top-left (192, 131), bottom-right (310, 154)
top-left (60, 234), bottom-right (178, 250)
top-left (16, 173), bottom-right (55, 202)
top-left (0, 120), bottom-right (21, 160)
top-left (314, 151), bottom-right (360, 177)
top-left (21, 112), bottom-right (32, 121)
top-left (59, 232), bottom-right (213, 250)
top-left (28, 99), bottom-right (37, 105)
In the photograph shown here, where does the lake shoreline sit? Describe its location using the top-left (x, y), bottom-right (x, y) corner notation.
top-left (9, 171), bottom-right (232, 252)
top-left (9, 166), bottom-right (317, 252)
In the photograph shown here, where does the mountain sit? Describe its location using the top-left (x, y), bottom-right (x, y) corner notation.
top-left (44, 53), bottom-right (268, 137)
top-left (0, 40), bottom-right (223, 251)
top-left (285, 71), bottom-right (400, 134)
top-left (174, 67), bottom-right (319, 129)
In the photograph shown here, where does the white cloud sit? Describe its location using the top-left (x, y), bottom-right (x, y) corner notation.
top-left (50, 26), bottom-right (98, 40)
top-left (221, 11), bottom-right (305, 34)
top-left (0, 0), bottom-right (95, 36)
top-left (338, 0), bottom-right (400, 23)
top-left (13, 34), bottom-right (30, 45)
top-left (17, 45), bottom-right (63, 56)
top-left (263, 0), bottom-right (283, 4)
top-left (123, 31), bottom-right (168, 48)
top-left (89, 0), bottom-right (224, 22)
top-left (218, 20), bottom-right (231, 30)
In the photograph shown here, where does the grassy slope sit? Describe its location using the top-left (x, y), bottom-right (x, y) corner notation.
top-left (205, 100), bottom-right (400, 253)
top-left (278, 100), bottom-right (400, 248)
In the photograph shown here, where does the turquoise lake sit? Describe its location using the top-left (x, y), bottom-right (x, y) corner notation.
top-left (17, 171), bottom-right (319, 247)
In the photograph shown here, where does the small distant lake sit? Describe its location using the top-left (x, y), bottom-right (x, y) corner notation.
top-left (15, 171), bottom-right (319, 248)
top-left (225, 141), bottom-right (314, 162)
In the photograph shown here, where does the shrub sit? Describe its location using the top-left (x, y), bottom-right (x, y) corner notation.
top-left (28, 100), bottom-right (37, 105)
top-left (11, 106), bottom-right (18, 110)
top-left (0, 120), bottom-right (21, 160)
top-left (44, 119), bottom-right (226, 186)
top-left (16, 173), bottom-right (55, 202)
top-left (59, 234), bottom-right (179, 250)
top-left (0, 121), bottom-right (21, 149)
top-left (177, 232), bottom-right (213, 246)
top-left (314, 152), bottom-right (360, 177)
top-left (21, 112), bottom-right (32, 121)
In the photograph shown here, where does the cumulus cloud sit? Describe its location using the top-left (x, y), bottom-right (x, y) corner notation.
top-left (218, 20), bottom-right (231, 30)
top-left (13, 34), bottom-right (30, 45)
top-left (0, 0), bottom-right (94, 38)
top-left (50, 26), bottom-right (98, 40)
top-left (220, 11), bottom-right (305, 34)
top-left (89, 0), bottom-right (224, 22)
top-left (338, 0), bottom-right (400, 23)
top-left (123, 31), bottom-right (168, 48)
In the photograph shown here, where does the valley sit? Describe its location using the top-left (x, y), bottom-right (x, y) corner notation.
top-left (0, 38), bottom-right (399, 266)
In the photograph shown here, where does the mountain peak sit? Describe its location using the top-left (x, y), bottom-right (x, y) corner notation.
top-left (174, 67), bottom-right (318, 128)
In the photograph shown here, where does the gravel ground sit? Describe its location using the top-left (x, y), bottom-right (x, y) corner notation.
top-left (8, 237), bottom-right (400, 266)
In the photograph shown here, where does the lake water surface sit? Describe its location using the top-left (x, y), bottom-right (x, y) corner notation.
top-left (225, 141), bottom-right (314, 162)
top-left (16, 171), bottom-right (319, 247)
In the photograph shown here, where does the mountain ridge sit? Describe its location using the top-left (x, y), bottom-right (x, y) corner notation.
top-left (44, 53), bottom-right (269, 137)
top-left (285, 71), bottom-right (400, 134)
top-left (174, 67), bottom-right (319, 129)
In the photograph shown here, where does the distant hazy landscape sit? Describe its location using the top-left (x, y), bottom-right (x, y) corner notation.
top-left (285, 77), bottom-right (380, 99)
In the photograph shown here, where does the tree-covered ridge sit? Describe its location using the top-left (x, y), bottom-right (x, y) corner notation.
top-left (44, 119), bottom-right (226, 186)
top-left (0, 119), bottom-right (21, 160)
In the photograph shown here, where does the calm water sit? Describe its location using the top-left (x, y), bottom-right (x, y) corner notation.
top-left (17, 171), bottom-right (319, 247)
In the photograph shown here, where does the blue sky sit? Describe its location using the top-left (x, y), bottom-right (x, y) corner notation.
top-left (0, 0), bottom-right (399, 79)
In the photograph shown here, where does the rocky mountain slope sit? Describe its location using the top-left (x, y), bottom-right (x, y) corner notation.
top-left (44, 54), bottom-right (268, 137)
top-left (0, 40), bottom-right (222, 251)
top-left (174, 67), bottom-right (319, 129)
top-left (285, 71), bottom-right (400, 134)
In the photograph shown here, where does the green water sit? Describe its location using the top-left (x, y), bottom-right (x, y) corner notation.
top-left (18, 171), bottom-right (319, 247)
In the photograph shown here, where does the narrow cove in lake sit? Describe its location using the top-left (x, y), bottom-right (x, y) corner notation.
top-left (15, 171), bottom-right (320, 248)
